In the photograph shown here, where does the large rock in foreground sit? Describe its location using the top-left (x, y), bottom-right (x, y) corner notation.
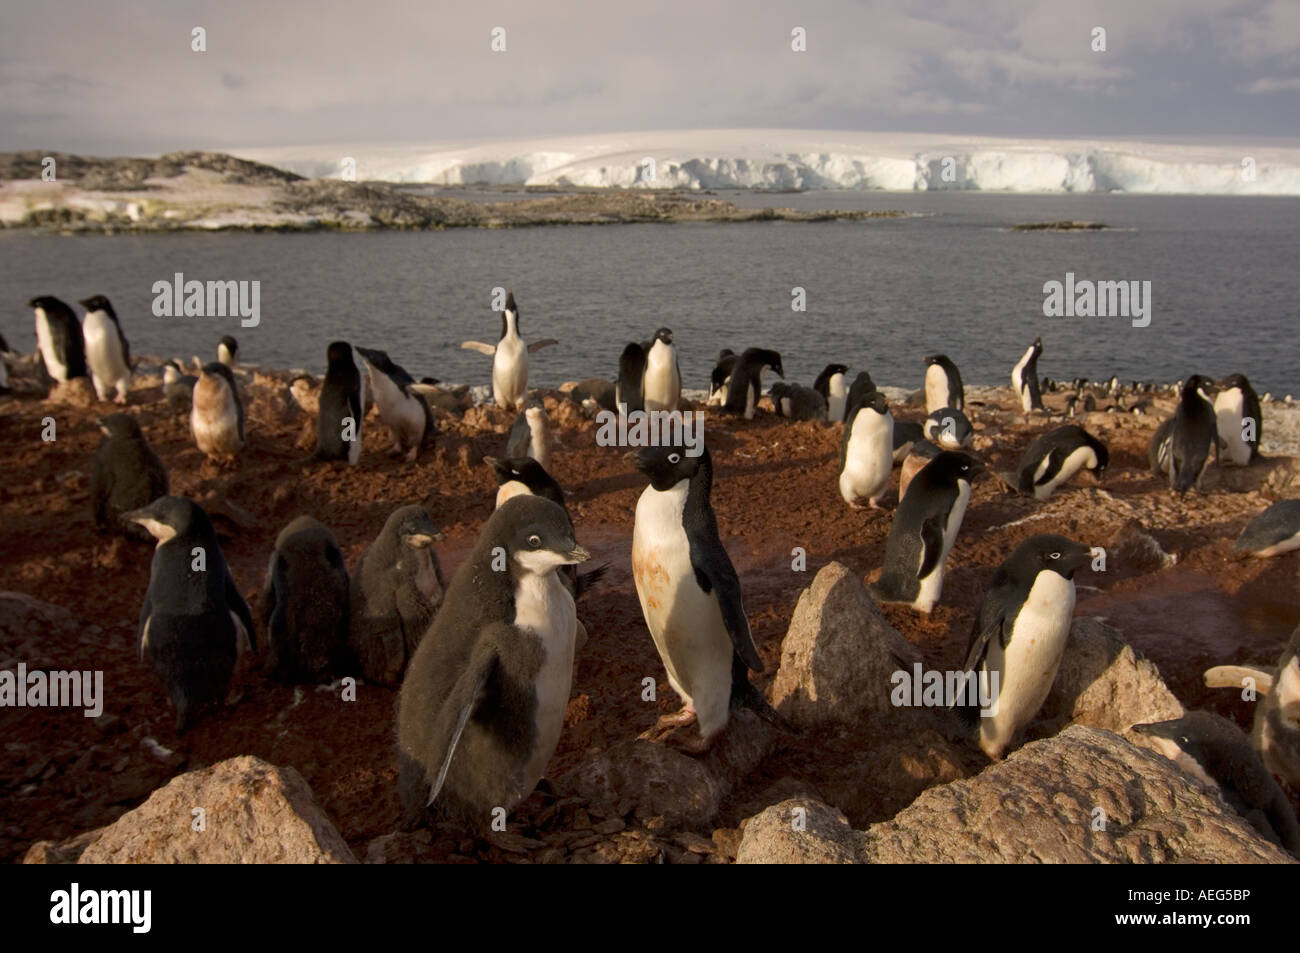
top-left (736, 727), bottom-right (1294, 864)
top-left (770, 562), bottom-right (921, 729)
top-left (24, 755), bottom-right (356, 864)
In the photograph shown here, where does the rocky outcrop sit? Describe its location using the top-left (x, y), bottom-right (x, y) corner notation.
top-left (735, 727), bottom-right (1294, 864)
top-left (770, 561), bottom-right (921, 728)
top-left (24, 755), bottom-right (356, 864)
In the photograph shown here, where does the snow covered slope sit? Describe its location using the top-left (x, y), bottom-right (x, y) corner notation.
top-left (242, 130), bottom-right (1300, 195)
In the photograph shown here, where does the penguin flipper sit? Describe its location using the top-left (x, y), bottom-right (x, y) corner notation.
top-left (427, 642), bottom-right (498, 806)
top-left (688, 543), bottom-right (763, 672)
top-left (136, 598), bottom-right (153, 662)
top-left (917, 514), bottom-right (947, 581)
top-left (1204, 664), bottom-right (1274, 694)
top-left (461, 341), bottom-right (496, 356)
top-left (227, 567), bottom-right (256, 654)
top-left (526, 339), bottom-right (558, 353)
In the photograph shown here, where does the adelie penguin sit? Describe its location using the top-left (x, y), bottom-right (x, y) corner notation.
top-left (616, 341), bottom-right (648, 413)
top-left (642, 327), bottom-right (681, 412)
top-left (1010, 336), bottom-right (1044, 413)
top-left (504, 397), bottom-right (551, 471)
top-left (79, 295), bottom-right (132, 404)
top-left (91, 413), bottom-right (169, 537)
top-left (955, 534), bottom-right (1092, 760)
top-left (28, 295), bottom-right (86, 382)
top-left (460, 291), bottom-right (557, 411)
top-left (350, 505), bottom-right (445, 687)
top-left (770, 382), bottom-right (827, 421)
top-left (870, 450), bottom-right (983, 614)
top-left (628, 445), bottom-right (777, 751)
top-left (260, 516), bottom-right (352, 683)
top-left (1015, 425), bottom-right (1108, 499)
top-left (162, 360), bottom-right (197, 409)
top-left (315, 341), bottom-right (364, 465)
top-left (191, 362), bottom-right (245, 461)
top-left (1207, 625), bottom-right (1300, 792)
top-left (924, 407), bottom-right (974, 449)
top-left (813, 363), bottom-right (850, 423)
top-left (355, 346), bottom-right (435, 462)
top-left (706, 349), bottom-right (737, 406)
top-left (1233, 499), bottom-right (1300, 558)
top-left (839, 387), bottom-right (893, 509)
top-left (1214, 373), bottom-right (1262, 466)
top-left (396, 495), bottom-right (589, 830)
top-left (1150, 374), bottom-right (1217, 494)
top-left (125, 496), bottom-right (255, 732)
top-left (923, 354), bottom-right (963, 414)
top-left (1133, 711), bottom-right (1300, 857)
top-left (722, 348), bottom-right (783, 419)
top-left (217, 335), bottom-right (239, 367)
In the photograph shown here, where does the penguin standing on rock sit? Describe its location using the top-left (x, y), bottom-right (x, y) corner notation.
top-left (838, 388), bottom-right (893, 509)
top-left (356, 346), bottom-right (434, 462)
top-left (79, 295), bottom-right (132, 403)
top-left (923, 354), bottom-right (963, 414)
top-left (349, 505), bottom-right (445, 687)
top-left (1015, 425), bottom-right (1108, 499)
top-left (191, 362), bottom-right (245, 461)
top-left (813, 363), bottom-right (850, 423)
top-left (642, 328), bottom-right (681, 412)
top-left (91, 413), bottom-right (169, 536)
top-left (461, 292), bottom-right (557, 411)
top-left (870, 451), bottom-right (983, 614)
top-left (315, 341), bottom-right (364, 465)
top-left (722, 348), bottom-right (783, 419)
top-left (260, 516), bottom-right (352, 682)
top-left (125, 496), bottom-right (255, 731)
top-left (1214, 373), bottom-right (1262, 466)
top-left (28, 296), bottom-right (86, 382)
top-left (1010, 336), bottom-right (1044, 413)
top-left (628, 445), bottom-right (777, 751)
top-left (396, 495), bottom-right (589, 830)
top-left (955, 534), bottom-right (1092, 760)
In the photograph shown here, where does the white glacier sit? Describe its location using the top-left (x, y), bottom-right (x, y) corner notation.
top-left (240, 130), bottom-right (1300, 195)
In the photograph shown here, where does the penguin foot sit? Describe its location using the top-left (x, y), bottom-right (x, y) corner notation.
top-left (638, 708), bottom-right (697, 743)
top-left (846, 500), bottom-right (866, 511)
top-left (663, 730), bottom-right (714, 755)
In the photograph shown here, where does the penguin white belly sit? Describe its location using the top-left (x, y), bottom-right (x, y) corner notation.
top-left (1255, 530), bottom-right (1300, 557)
top-left (827, 374), bottom-right (847, 422)
top-left (191, 394), bottom-right (241, 455)
top-left (513, 570), bottom-right (576, 786)
top-left (744, 377), bottom-right (759, 419)
top-left (840, 411), bottom-right (893, 506)
top-left (924, 364), bottom-right (947, 414)
top-left (780, 397), bottom-right (792, 417)
top-left (83, 313), bottom-right (129, 401)
top-left (1011, 348), bottom-right (1034, 412)
top-left (493, 335), bottom-right (528, 410)
top-left (34, 310), bottom-right (67, 380)
top-left (369, 368), bottom-right (424, 446)
top-left (1036, 446), bottom-right (1096, 499)
top-left (707, 378), bottom-right (729, 407)
top-left (914, 481), bottom-right (970, 613)
top-left (631, 481), bottom-right (733, 737)
top-left (1214, 391), bottom-right (1251, 466)
top-left (979, 572), bottom-right (1074, 758)
top-left (348, 372), bottom-right (366, 465)
top-left (527, 417), bottom-right (550, 469)
top-left (643, 349), bottom-right (679, 413)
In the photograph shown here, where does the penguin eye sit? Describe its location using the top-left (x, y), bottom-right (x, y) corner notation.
top-left (1050, 552), bottom-right (1061, 560)
top-left (527, 534), bottom-right (541, 548)
top-left (668, 453), bottom-right (681, 464)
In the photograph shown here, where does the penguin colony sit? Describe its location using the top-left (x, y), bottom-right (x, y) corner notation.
top-left (9, 291), bottom-right (1300, 854)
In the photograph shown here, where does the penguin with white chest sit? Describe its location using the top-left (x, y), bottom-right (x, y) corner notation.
top-left (396, 495), bottom-right (589, 830)
top-left (125, 496), bottom-right (255, 731)
top-left (923, 354), bottom-right (963, 414)
top-left (1010, 336), bottom-right (1044, 413)
top-left (79, 295), bottom-right (132, 403)
top-left (28, 296), bottom-right (86, 382)
top-left (355, 346), bottom-right (434, 462)
top-left (924, 407), bottom-right (974, 449)
top-left (190, 362), bottom-right (245, 461)
top-left (628, 445), bottom-right (772, 751)
top-left (870, 451), bottom-right (983, 614)
top-left (706, 349), bottom-right (737, 407)
top-left (813, 363), bottom-right (850, 423)
top-left (956, 534), bottom-right (1092, 760)
top-left (722, 348), bottom-right (783, 419)
top-left (461, 292), bottom-right (557, 411)
top-left (1214, 373), bottom-right (1262, 466)
top-left (1234, 499), bottom-right (1300, 558)
top-left (839, 386), bottom-right (893, 509)
top-left (1015, 425), bottom-right (1108, 499)
top-left (642, 327), bottom-right (681, 412)
top-left (315, 341), bottom-right (364, 465)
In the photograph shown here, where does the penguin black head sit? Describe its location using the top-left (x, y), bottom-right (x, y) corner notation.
top-left (846, 370), bottom-right (877, 407)
top-left (717, 348), bottom-right (735, 362)
top-left (925, 450), bottom-right (985, 484)
top-left (1033, 336), bottom-right (1043, 350)
top-left (490, 495), bottom-right (588, 576)
top-left (744, 348), bottom-right (783, 379)
top-left (389, 506), bottom-right (444, 549)
top-left (28, 295), bottom-right (73, 316)
top-left (1218, 373), bottom-right (1252, 393)
top-left (923, 354), bottom-right (949, 367)
top-left (124, 495), bottom-right (209, 545)
top-left (860, 390), bottom-right (889, 415)
top-left (1182, 374), bottom-right (1216, 399)
top-left (218, 335), bottom-right (239, 365)
top-left (98, 412), bottom-right (145, 441)
top-left (626, 444), bottom-right (706, 492)
top-left (1132, 717), bottom-right (1194, 748)
top-left (485, 455), bottom-right (564, 503)
top-left (505, 291), bottom-right (518, 314)
top-left (200, 361), bottom-right (238, 390)
top-left (326, 341), bottom-right (355, 369)
top-left (653, 328), bottom-right (673, 346)
top-left (1009, 533), bottom-right (1093, 580)
top-left (79, 295), bottom-right (117, 317)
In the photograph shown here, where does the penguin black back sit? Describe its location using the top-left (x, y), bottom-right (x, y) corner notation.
top-left (617, 342), bottom-right (647, 413)
top-left (316, 341), bottom-right (363, 461)
top-left (1169, 374), bottom-right (1217, 494)
top-left (91, 413), bottom-right (169, 535)
top-left (29, 295), bottom-right (87, 380)
top-left (722, 347), bottom-right (783, 416)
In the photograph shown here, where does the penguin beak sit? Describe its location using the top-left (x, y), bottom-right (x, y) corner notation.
top-left (624, 449), bottom-right (648, 472)
top-left (567, 544), bottom-right (591, 564)
top-left (1059, 544), bottom-right (1095, 576)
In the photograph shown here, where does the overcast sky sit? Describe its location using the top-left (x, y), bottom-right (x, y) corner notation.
top-left (2, 0), bottom-right (1297, 155)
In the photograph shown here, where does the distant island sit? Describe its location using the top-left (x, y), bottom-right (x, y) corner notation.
top-left (0, 152), bottom-right (904, 233)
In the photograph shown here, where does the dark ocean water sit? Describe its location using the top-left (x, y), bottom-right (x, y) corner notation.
top-left (3, 192), bottom-right (1298, 394)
